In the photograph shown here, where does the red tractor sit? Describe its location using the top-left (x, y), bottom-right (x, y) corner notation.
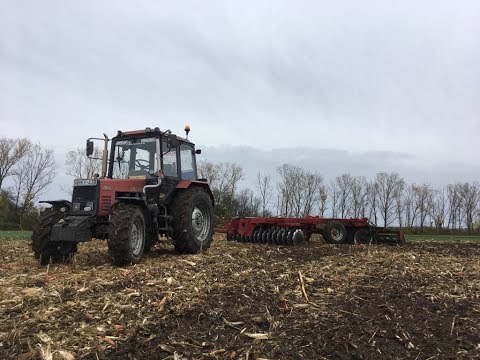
top-left (31, 126), bottom-right (214, 266)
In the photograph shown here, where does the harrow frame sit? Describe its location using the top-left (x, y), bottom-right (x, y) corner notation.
top-left (221, 216), bottom-right (404, 246)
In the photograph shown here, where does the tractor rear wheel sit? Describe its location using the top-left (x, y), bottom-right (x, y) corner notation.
top-left (171, 187), bottom-right (214, 254)
top-left (323, 221), bottom-right (348, 244)
top-left (31, 208), bottom-right (77, 265)
top-left (108, 204), bottom-right (146, 266)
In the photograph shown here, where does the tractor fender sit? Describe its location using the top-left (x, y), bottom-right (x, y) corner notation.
top-left (110, 197), bottom-right (154, 229)
top-left (39, 200), bottom-right (72, 211)
top-left (111, 197), bottom-right (147, 213)
top-left (176, 180), bottom-right (215, 205)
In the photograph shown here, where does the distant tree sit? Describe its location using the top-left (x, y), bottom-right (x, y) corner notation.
top-left (233, 189), bottom-right (261, 217)
top-left (11, 144), bottom-right (56, 226)
top-left (255, 172), bottom-right (273, 216)
top-left (318, 186), bottom-right (327, 217)
top-left (276, 164), bottom-right (323, 217)
top-left (350, 176), bottom-right (368, 218)
top-left (0, 137), bottom-right (31, 191)
top-left (197, 160), bottom-right (244, 221)
top-left (446, 183), bottom-right (463, 229)
top-left (276, 164), bottom-right (298, 217)
top-left (415, 184), bottom-right (434, 230)
top-left (366, 181), bottom-right (379, 225)
top-left (329, 179), bottom-right (339, 218)
top-left (429, 188), bottom-right (446, 228)
top-left (65, 147), bottom-right (102, 179)
top-left (301, 172), bottom-right (323, 216)
top-left (460, 182), bottom-right (480, 234)
top-left (334, 174), bottom-right (354, 218)
top-left (375, 172), bottom-right (405, 227)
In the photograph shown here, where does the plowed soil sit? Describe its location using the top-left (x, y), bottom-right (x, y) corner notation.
top-left (1, 236), bottom-right (479, 359)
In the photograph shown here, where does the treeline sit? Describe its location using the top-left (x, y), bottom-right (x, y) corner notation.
top-left (0, 137), bottom-right (55, 230)
top-left (199, 161), bottom-right (480, 234)
top-left (1, 136), bottom-right (478, 234)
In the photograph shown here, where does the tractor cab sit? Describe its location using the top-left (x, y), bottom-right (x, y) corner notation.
top-left (105, 127), bottom-right (199, 181)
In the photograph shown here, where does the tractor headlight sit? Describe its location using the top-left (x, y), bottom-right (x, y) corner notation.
top-left (73, 203), bottom-right (80, 211)
top-left (84, 202), bottom-right (94, 212)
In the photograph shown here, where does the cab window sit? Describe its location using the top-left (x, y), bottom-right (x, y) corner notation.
top-left (162, 140), bottom-right (178, 177)
top-left (180, 143), bottom-right (196, 179)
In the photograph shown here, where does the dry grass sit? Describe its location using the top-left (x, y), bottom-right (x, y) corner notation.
top-left (1, 235), bottom-right (479, 359)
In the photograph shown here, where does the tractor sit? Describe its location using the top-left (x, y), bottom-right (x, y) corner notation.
top-left (31, 126), bottom-right (214, 266)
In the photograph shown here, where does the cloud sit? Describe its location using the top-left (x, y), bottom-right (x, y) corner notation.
top-left (1, 0), bottom-right (479, 191)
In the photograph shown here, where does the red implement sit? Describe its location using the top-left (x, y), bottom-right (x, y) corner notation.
top-left (223, 216), bottom-right (404, 246)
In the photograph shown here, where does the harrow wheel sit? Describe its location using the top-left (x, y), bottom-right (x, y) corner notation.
top-left (324, 221), bottom-right (348, 244)
top-left (353, 228), bottom-right (372, 245)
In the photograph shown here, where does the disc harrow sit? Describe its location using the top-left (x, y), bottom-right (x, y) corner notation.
top-left (223, 216), bottom-right (405, 246)
top-left (227, 227), bottom-right (306, 246)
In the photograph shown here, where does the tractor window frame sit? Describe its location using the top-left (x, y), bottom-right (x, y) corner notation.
top-left (179, 142), bottom-right (197, 180)
top-left (109, 136), bottom-right (159, 179)
top-left (161, 138), bottom-right (179, 177)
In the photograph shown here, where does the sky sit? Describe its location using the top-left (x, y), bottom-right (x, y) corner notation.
top-left (1, 1), bottom-right (479, 199)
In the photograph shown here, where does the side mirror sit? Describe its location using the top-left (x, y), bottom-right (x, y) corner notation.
top-left (86, 140), bottom-right (94, 156)
top-left (167, 134), bottom-right (178, 148)
top-left (195, 149), bottom-right (202, 155)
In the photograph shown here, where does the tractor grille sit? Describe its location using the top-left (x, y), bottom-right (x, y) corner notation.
top-left (100, 195), bottom-right (112, 214)
top-left (71, 183), bottom-right (98, 214)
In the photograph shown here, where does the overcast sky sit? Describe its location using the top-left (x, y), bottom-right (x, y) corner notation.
top-left (1, 1), bottom-right (479, 198)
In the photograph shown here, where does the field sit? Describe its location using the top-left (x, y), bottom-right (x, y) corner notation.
top-left (0, 235), bottom-right (479, 360)
top-left (0, 231), bottom-right (32, 241)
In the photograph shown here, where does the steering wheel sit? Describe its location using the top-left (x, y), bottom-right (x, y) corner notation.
top-left (135, 159), bottom-right (150, 171)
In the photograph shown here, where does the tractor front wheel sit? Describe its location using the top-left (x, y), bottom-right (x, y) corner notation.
top-left (171, 187), bottom-right (214, 254)
top-left (31, 208), bottom-right (77, 265)
top-left (108, 204), bottom-right (146, 266)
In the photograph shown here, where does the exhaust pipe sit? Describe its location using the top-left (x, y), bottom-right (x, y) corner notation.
top-left (101, 133), bottom-right (109, 178)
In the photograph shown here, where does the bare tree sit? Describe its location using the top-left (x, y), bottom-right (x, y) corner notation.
top-left (12, 144), bottom-right (56, 224)
top-left (197, 160), bottom-right (244, 219)
top-left (394, 185), bottom-right (405, 228)
top-left (276, 164), bottom-right (323, 217)
top-left (350, 176), bottom-right (368, 218)
top-left (331, 173), bottom-right (353, 218)
top-left (233, 188), bottom-right (261, 217)
top-left (319, 186), bottom-right (327, 217)
top-left (430, 188), bottom-right (446, 228)
top-left (0, 137), bottom-right (31, 191)
top-left (329, 179), bottom-right (339, 218)
top-left (65, 147), bottom-right (102, 179)
top-left (256, 172), bottom-right (273, 216)
top-left (276, 164), bottom-right (298, 217)
top-left (375, 172), bottom-right (405, 227)
top-left (460, 182), bottom-right (480, 233)
top-left (366, 181), bottom-right (379, 224)
top-left (446, 183), bottom-right (463, 229)
top-left (301, 172), bottom-right (323, 216)
top-left (415, 184), bottom-right (434, 230)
